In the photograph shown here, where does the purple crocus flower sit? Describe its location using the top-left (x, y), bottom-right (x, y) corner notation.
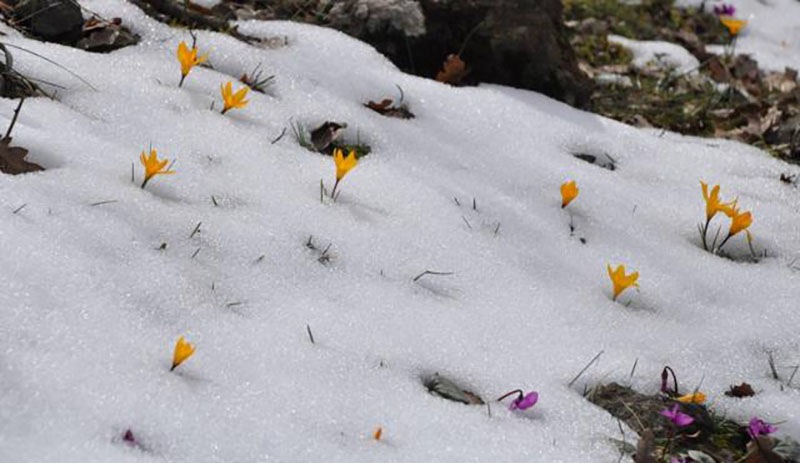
top-left (660, 404), bottom-right (695, 427)
top-left (747, 417), bottom-right (777, 439)
top-left (713, 3), bottom-right (736, 16)
top-left (509, 391), bottom-right (539, 411)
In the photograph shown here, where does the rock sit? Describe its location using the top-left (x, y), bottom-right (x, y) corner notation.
top-left (765, 114), bottom-right (800, 155)
top-left (324, 0), bottom-right (426, 37)
top-left (319, 0), bottom-right (594, 108)
top-left (13, 0), bottom-right (83, 44)
top-left (76, 18), bottom-right (140, 53)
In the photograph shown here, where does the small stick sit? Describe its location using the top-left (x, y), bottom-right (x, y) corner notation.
top-left (131, 162), bottom-right (135, 183)
top-left (413, 270), bottom-right (454, 282)
top-left (787, 365), bottom-right (798, 387)
top-left (12, 203), bottom-right (27, 214)
top-left (461, 216), bottom-right (472, 229)
top-left (211, 195), bottom-right (218, 206)
top-left (271, 127), bottom-right (287, 144)
top-left (768, 352), bottom-right (780, 380)
top-left (486, 402), bottom-right (492, 418)
top-left (494, 222), bottom-right (501, 235)
top-left (453, 197), bottom-right (460, 206)
top-left (189, 222), bottom-right (202, 239)
top-left (568, 350), bottom-right (604, 388)
top-left (472, 197), bottom-right (477, 211)
top-left (89, 199), bottom-right (117, 207)
top-left (226, 301), bottom-right (242, 308)
top-left (4, 97), bottom-right (24, 140)
top-left (254, 255), bottom-right (265, 263)
top-left (629, 358), bottom-right (638, 381)
top-left (306, 324), bottom-right (315, 344)
top-left (191, 247), bottom-right (201, 259)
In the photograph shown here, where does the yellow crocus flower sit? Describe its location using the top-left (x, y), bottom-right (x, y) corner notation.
top-left (171, 336), bottom-right (196, 371)
top-left (676, 392), bottom-right (707, 405)
top-left (728, 207), bottom-right (753, 237)
top-left (700, 181), bottom-right (736, 221)
top-left (176, 41), bottom-right (208, 87)
top-left (220, 81), bottom-right (250, 114)
top-left (330, 148), bottom-right (358, 200)
top-left (607, 264), bottom-right (639, 301)
top-left (139, 148), bottom-right (175, 189)
top-left (560, 180), bottom-right (579, 208)
top-left (720, 16), bottom-right (747, 37)
top-left (334, 148), bottom-right (358, 181)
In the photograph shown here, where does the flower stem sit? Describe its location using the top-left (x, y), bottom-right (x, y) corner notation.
top-left (140, 177), bottom-right (150, 189)
top-left (661, 366), bottom-right (679, 395)
top-left (495, 389), bottom-right (523, 402)
top-left (716, 232), bottom-right (733, 253)
top-left (330, 178), bottom-right (341, 202)
top-left (178, 74), bottom-right (186, 88)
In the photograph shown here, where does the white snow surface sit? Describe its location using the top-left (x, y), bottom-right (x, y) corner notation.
top-left (676, 0), bottom-right (800, 71)
top-left (1, 2), bottom-right (800, 462)
top-left (609, 35), bottom-right (700, 74)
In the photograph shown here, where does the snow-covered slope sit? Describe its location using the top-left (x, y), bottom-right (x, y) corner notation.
top-left (1, 2), bottom-right (799, 462)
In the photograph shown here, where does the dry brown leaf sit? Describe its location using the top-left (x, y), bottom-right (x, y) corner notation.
top-left (436, 54), bottom-right (467, 85)
top-left (363, 98), bottom-right (415, 119)
top-left (365, 99), bottom-right (394, 112)
top-left (725, 382), bottom-right (756, 398)
top-left (745, 436), bottom-right (784, 463)
top-left (0, 137), bottom-right (43, 175)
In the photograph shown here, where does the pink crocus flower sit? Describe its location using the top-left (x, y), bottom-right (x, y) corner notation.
top-left (509, 391), bottom-right (539, 411)
top-left (713, 3), bottom-right (736, 15)
top-left (747, 417), bottom-right (777, 439)
top-left (660, 404), bottom-right (694, 427)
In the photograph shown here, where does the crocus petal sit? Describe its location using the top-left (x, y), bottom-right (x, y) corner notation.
top-left (676, 392), bottom-right (707, 405)
top-left (674, 413), bottom-right (695, 427)
top-left (516, 391), bottom-right (539, 410)
top-left (661, 405), bottom-right (694, 427)
top-left (747, 417), bottom-right (777, 439)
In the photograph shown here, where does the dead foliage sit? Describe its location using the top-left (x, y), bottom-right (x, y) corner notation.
top-left (0, 137), bottom-right (43, 175)
top-left (435, 54), bottom-right (467, 86)
top-left (566, 0), bottom-right (800, 164)
top-left (726, 383), bottom-right (756, 398)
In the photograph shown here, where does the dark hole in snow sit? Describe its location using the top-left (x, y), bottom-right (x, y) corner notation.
top-left (422, 373), bottom-right (484, 405)
top-left (573, 152), bottom-right (617, 171)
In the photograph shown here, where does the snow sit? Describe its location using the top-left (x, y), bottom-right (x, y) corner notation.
top-left (609, 34), bottom-right (700, 74)
top-left (1, 2), bottom-right (800, 462)
top-left (676, 0), bottom-right (800, 71)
